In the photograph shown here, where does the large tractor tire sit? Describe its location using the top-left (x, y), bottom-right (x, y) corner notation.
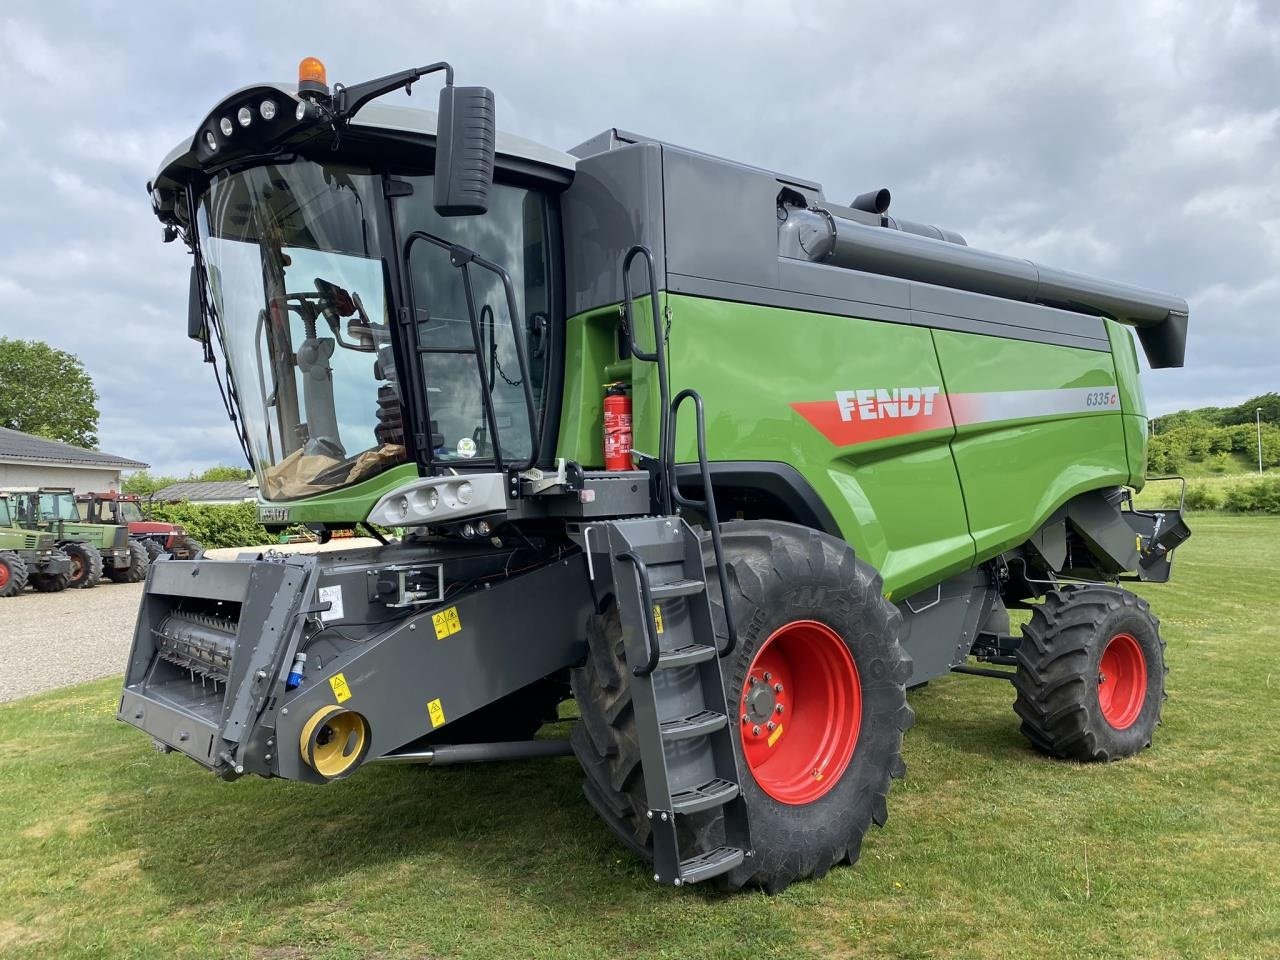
top-left (0, 551), bottom-right (28, 598)
top-left (141, 539), bottom-right (164, 563)
top-left (64, 542), bottom-right (103, 589)
top-left (28, 551), bottom-right (71, 593)
top-left (571, 520), bottom-right (914, 893)
top-left (106, 541), bottom-right (149, 584)
top-left (179, 537), bottom-right (204, 559)
top-left (1013, 585), bottom-right (1166, 761)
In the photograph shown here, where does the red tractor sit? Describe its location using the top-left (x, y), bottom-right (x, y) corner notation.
top-left (76, 493), bottom-right (203, 562)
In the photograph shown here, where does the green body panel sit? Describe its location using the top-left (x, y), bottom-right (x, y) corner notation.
top-left (0, 527), bottom-right (50, 552)
top-left (253, 462), bottom-right (421, 525)
top-left (1106, 319), bottom-right (1149, 489)
top-left (931, 330), bottom-right (1126, 563)
top-left (557, 295), bottom-right (667, 469)
top-left (560, 294), bottom-right (1138, 598)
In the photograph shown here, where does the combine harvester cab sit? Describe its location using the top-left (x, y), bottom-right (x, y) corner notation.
top-left (122, 56), bottom-right (1190, 892)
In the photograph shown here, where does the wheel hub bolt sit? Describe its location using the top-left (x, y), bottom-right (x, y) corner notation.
top-left (752, 725), bottom-right (761, 736)
top-left (741, 714), bottom-right (749, 723)
top-left (774, 683), bottom-right (784, 693)
top-left (767, 721), bottom-right (776, 731)
top-left (776, 704), bottom-right (784, 714)
top-left (763, 672), bottom-right (773, 682)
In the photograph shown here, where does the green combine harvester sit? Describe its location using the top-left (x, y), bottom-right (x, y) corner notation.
top-left (4, 487), bottom-right (148, 588)
top-left (121, 57), bottom-right (1191, 892)
top-left (0, 492), bottom-right (73, 596)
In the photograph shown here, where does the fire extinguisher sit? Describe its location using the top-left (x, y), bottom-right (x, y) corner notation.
top-left (603, 382), bottom-right (632, 472)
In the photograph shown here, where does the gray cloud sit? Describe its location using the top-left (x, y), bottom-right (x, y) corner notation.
top-left (0, 0), bottom-right (1275, 472)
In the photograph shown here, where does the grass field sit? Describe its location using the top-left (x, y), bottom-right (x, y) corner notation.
top-left (2, 515), bottom-right (1278, 959)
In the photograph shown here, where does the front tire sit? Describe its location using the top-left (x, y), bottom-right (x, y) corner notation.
top-left (28, 552), bottom-right (71, 593)
top-left (141, 539), bottom-right (164, 563)
top-left (63, 542), bottom-right (103, 589)
top-left (1013, 585), bottom-right (1166, 761)
top-left (106, 541), bottom-right (149, 583)
top-left (571, 520), bottom-right (913, 893)
top-left (0, 551), bottom-right (28, 597)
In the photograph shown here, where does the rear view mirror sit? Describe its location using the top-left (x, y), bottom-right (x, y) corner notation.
top-left (188, 265), bottom-right (206, 342)
top-left (434, 85), bottom-right (496, 217)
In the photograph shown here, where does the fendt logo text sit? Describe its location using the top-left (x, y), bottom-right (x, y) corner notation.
top-left (836, 386), bottom-right (943, 422)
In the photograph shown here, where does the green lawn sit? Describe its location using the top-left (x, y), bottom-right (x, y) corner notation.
top-left (2, 515), bottom-right (1278, 959)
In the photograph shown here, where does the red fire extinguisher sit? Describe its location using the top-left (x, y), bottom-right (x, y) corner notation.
top-left (603, 382), bottom-right (632, 472)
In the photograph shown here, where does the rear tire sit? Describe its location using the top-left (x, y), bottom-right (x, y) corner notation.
top-left (179, 537), bottom-right (204, 559)
top-left (1013, 585), bottom-right (1166, 761)
top-left (64, 542), bottom-right (103, 589)
top-left (106, 541), bottom-right (149, 583)
top-left (0, 551), bottom-right (28, 597)
top-left (142, 539), bottom-right (164, 563)
top-left (571, 520), bottom-right (914, 893)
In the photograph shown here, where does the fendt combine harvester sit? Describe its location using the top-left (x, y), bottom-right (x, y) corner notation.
top-left (122, 57), bottom-right (1191, 892)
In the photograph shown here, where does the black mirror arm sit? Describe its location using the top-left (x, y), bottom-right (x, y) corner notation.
top-left (333, 62), bottom-right (454, 120)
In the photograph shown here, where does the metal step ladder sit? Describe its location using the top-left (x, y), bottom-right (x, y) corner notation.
top-left (602, 515), bottom-right (750, 886)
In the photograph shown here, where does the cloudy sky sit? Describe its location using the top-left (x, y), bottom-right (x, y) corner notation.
top-left (0, 1), bottom-right (1275, 473)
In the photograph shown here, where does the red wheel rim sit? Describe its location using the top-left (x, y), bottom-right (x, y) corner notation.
top-left (70, 555), bottom-right (83, 580)
top-left (738, 620), bottom-right (861, 805)
top-left (1098, 632), bottom-right (1147, 729)
top-left (0, 563), bottom-right (9, 589)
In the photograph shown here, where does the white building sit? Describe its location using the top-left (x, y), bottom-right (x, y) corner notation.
top-left (0, 427), bottom-right (148, 494)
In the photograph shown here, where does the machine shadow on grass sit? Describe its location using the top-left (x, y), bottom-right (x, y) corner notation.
top-left (96, 732), bottom-right (713, 907)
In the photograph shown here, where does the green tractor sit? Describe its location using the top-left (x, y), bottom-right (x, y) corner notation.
top-left (0, 492), bottom-right (73, 596)
top-left (120, 57), bottom-right (1191, 893)
top-left (5, 487), bottom-right (148, 588)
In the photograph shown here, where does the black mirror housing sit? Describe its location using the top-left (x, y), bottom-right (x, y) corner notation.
top-left (433, 85), bottom-right (496, 216)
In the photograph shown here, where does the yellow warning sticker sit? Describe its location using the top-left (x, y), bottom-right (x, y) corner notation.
top-left (329, 672), bottom-right (352, 704)
top-left (652, 604), bottom-right (664, 635)
top-left (767, 723), bottom-right (784, 748)
top-left (427, 697), bottom-right (446, 728)
top-left (432, 606), bottom-right (462, 640)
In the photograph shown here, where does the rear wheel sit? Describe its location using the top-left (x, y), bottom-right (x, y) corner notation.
top-left (141, 539), bottom-right (164, 563)
top-left (1013, 585), bottom-right (1166, 761)
top-left (571, 520), bottom-right (913, 893)
top-left (0, 552), bottom-right (28, 597)
top-left (106, 541), bottom-right (149, 583)
top-left (63, 542), bottom-right (103, 589)
top-left (178, 537), bottom-right (204, 559)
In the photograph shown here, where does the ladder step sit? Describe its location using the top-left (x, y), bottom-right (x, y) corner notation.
top-left (679, 845), bottom-right (746, 885)
top-left (670, 777), bottom-right (739, 815)
top-left (659, 709), bottom-right (727, 742)
top-left (649, 577), bottom-right (705, 600)
top-left (655, 642), bottom-right (718, 670)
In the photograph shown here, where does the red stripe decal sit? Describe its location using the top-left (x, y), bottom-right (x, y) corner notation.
top-left (790, 395), bottom-right (954, 447)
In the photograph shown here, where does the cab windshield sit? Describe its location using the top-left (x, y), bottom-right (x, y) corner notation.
top-left (118, 501), bottom-right (144, 523)
top-left (38, 493), bottom-right (78, 521)
top-left (199, 161), bottom-right (405, 501)
top-left (198, 159), bottom-right (554, 499)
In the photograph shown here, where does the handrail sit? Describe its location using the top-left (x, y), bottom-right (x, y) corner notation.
top-left (668, 389), bottom-right (737, 657)
top-left (618, 552), bottom-right (663, 676)
top-left (620, 244), bottom-right (672, 514)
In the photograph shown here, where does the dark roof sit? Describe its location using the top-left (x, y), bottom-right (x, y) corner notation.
top-left (0, 426), bottom-right (148, 469)
top-left (153, 480), bottom-right (256, 503)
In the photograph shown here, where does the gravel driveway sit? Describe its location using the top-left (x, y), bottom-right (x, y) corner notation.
top-left (0, 581), bottom-right (145, 702)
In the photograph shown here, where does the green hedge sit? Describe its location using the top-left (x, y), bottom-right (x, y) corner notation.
top-left (148, 502), bottom-right (273, 549)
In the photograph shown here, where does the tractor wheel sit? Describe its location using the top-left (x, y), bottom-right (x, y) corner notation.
top-left (571, 520), bottom-right (914, 893)
top-left (64, 542), bottom-right (103, 589)
top-left (0, 551), bottom-right (28, 597)
top-left (29, 552), bottom-right (71, 593)
top-left (142, 539), bottom-right (164, 563)
top-left (1013, 585), bottom-right (1166, 761)
top-left (179, 537), bottom-right (204, 559)
top-left (106, 541), bottom-right (149, 583)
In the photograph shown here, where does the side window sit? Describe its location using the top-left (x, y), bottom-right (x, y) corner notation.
top-left (396, 177), bottom-right (554, 466)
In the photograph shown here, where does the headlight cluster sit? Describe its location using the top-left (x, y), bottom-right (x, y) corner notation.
top-left (203, 99), bottom-right (278, 153)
